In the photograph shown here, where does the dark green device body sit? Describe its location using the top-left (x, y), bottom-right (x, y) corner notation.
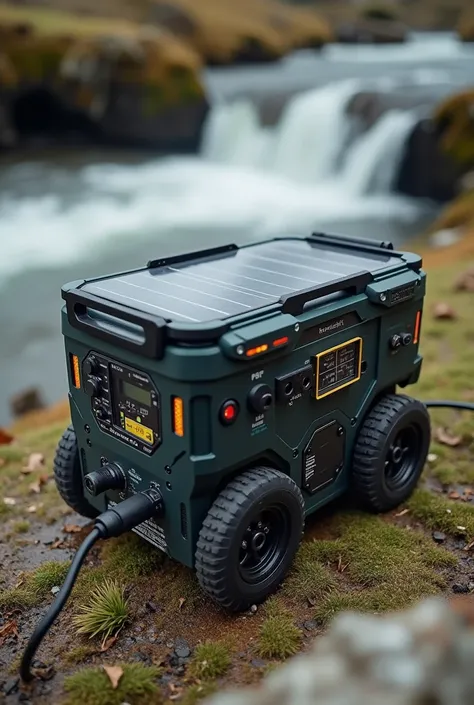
top-left (60, 232), bottom-right (426, 588)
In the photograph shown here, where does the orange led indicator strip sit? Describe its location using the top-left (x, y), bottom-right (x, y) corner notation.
top-left (272, 336), bottom-right (289, 348)
top-left (245, 344), bottom-right (268, 357)
top-left (413, 311), bottom-right (422, 345)
top-left (71, 354), bottom-right (81, 389)
top-left (172, 396), bottom-right (185, 437)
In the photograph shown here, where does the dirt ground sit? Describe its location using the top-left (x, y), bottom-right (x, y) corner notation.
top-left (1, 240), bottom-right (474, 705)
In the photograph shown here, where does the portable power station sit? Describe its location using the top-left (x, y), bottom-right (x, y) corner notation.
top-left (53, 232), bottom-right (431, 611)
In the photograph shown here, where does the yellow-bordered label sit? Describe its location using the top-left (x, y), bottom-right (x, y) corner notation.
top-left (124, 417), bottom-right (154, 445)
top-left (314, 337), bottom-right (363, 400)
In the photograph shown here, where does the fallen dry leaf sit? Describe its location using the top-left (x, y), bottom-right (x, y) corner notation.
top-left (27, 504), bottom-right (37, 513)
top-left (435, 427), bottom-right (462, 447)
top-left (464, 539), bottom-right (474, 552)
top-left (3, 497), bottom-right (16, 506)
top-left (0, 428), bottom-right (14, 445)
top-left (395, 508), bottom-right (409, 517)
top-left (0, 620), bottom-right (19, 644)
top-left (178, 597), bottom-right (186, 609)
top-left (449, 491), bottom-right (461, 500)
top-left (103, 665), bottom-right (123, 689)
top-left (433, 302), bottom-right (457, 320)
top-left (100, 635), bottom-right (118, 652)
top-left (454, 267), bottom-right (474, 292)
top-left (29, 480), bottom-right (43, 494)
top-left (63, 524), bottom-right (83, 534)
top-left (169, 683), bottom-right (184, 700)
top-left (49, 539), bottom-right (67, 550)
top-left (21, 452), bottom-right (45, 474)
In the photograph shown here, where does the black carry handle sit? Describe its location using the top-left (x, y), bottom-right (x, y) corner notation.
top-left (310, 232), bottom-right (394, 251)
top-left (63, 290), bottom-right (166, 359)
top-left (280, 272), bottom-right (373, 316)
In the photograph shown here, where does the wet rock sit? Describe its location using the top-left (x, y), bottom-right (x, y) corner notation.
top-left (2, 20), bottom-right (210, 153)
top-left (304, 620), bottom-right (317, 631)
top-left (175, 637), bottom-right (191, 659)
top-left (250, 659), bottom-right (266, 668)
top-left (432, 531), bottom-right (447, 543)
top-left (9, 387), bottom-right (45, 418)
top-left (169, 654), bottom-right (179, 668)
top-left (3, 677), bottom-right (19, 695)
top-left (336, 19), bottom-right (407, 44)
top-left (175, 665), bottom-right (186, 676)
top-left (51, 586), bottom-right (60, 596)
top-left (453, 583), bottom-right (470, 594)
top-left (396, 118), bottom-right (459, 203)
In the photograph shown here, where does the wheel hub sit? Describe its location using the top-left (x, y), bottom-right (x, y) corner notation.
top-left (384, 424), bottom-right (420, 491)
top-left (238, 505), bottom-right (290, 585)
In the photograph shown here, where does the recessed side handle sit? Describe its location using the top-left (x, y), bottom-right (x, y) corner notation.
top-left (279, 272), bottom-right (373, 316)
top-left (63, 290), bottom-right (166, 359)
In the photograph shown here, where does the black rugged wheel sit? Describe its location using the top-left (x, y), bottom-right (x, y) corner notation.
top-left (53, 425), bottom-right (99, 519)
top-left (195, 467), bottom-right (305, 611)
top-left (352, 394), bottom-right (431, 513)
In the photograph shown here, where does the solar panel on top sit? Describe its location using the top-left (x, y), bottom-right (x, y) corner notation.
top-left (82, 239), bottom-right (398, 323)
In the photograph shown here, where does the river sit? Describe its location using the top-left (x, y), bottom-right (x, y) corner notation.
top-left (0, 32), bottom-right (473, 425)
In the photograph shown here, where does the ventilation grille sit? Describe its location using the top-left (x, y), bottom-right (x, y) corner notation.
top-left (180, 503), bottom-right (188, 540)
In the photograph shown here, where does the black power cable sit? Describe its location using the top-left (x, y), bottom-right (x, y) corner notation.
top-left (424, 400), bottom-right (474, 412)
top-left (20, 488), bottom-right (164, 683)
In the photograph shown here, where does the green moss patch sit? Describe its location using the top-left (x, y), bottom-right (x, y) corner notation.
top-left (0, 559), bottom-right (70, 610)
top-left (282, 542), bottom-right (338, 602)
top-left (63, 663), bottom-right (161, 705)
top-left (408, 489), bottom-right (474, 537)
top-left (305, 512), bottom-right (455, 624)
top-left (100, 533), bottom-right (165, 579)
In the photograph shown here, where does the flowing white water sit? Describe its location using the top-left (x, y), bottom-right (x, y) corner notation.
top-left (0, 79), bottom-right (429, 282)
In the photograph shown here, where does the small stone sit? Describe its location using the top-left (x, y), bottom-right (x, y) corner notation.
top-left (249, 604), bottom-right (258, 614)
top-left (250, 659), bottom-right (266, 668)
top-left (304, 620), bottom-right (317, 631)
top-left (174, 638), bottom-right (191, 659)
top-left (146, 601), bottom-right (158, 613)
top-left (18, 692), bottom-right (31, 702)
top-left (4, 677), bottom-right (19, 695)
top-left (452, 583), bottom-right (469, 594)
top-left (169, 654), bottom-right (179, 668)
top-left (432, 531), bottom-right (446, 543)
top-left (51, 586), bottom-right (60, 596)
top-left (427, 453), bottom-right (438, 463)
top-left (175, 665), bottom-right (186, 676)
top-left (468, 582), bottom-right (474, 592)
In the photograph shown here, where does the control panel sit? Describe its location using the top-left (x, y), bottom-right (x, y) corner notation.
top-left (82, 353), bottom-right (161, 455)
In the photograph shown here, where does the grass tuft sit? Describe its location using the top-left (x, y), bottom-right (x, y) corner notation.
top-left (12, 520), bottom-right (30, 533)
top-left (257, 614), bottom-right (302, 659)
top-left (72, 579), bottom-right (129, 641)
top-left (30, 560), bottom-right (70, 592)
top-left (408, 488), bottom-right (474, 537)
top-left (63, 663), bottom-right (160, 705)
top-left (180, 681), bottom-right (218, 704)
top-left (62, 645), bottom-right (97, 666)
top-left (189, 641), bottom-right (231, 680)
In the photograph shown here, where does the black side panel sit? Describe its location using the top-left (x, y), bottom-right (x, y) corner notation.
top-left (302, 420), bottom-right (345, 494)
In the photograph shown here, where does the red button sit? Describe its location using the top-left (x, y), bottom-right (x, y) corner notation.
top-left (220, 400), bottom-right (239, 425)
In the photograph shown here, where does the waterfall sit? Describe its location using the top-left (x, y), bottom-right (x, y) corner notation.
top-left (340, 110), bottom-right (419, 196)
top-left (200, 80), bottom-right (418, 196)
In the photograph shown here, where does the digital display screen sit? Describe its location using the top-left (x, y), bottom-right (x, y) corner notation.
top-left (121, 380), bottom-right (151, 407)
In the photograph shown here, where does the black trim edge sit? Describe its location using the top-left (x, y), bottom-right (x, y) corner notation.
top-left (147, 243), bottom-right (238, 270)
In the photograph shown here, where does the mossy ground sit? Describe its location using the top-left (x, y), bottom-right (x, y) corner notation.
top-left (1, 254), bottom-right (474, 703)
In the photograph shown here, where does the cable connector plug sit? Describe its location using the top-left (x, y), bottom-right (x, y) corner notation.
top-left (95, 488), bottom-right (164, 538)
